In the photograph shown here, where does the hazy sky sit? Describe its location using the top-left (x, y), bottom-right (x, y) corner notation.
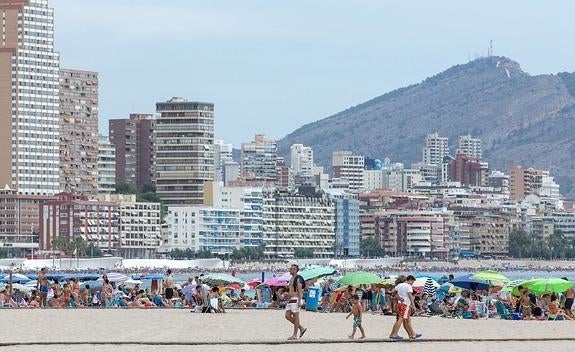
top-left (52, 0), bottom-right (575, 146)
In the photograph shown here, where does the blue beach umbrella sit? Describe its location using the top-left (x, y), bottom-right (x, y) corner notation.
top-left (450, 274), bottom-right (489, 291)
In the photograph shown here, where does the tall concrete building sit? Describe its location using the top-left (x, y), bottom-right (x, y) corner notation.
top-left (240, 134), bottom-right (277, 183)
top-left (214, 140), bottom-right (233, 182)
top-left (290, 144), bottom-right (313, 176)
top-left (109, 113), bottom-right (154, 190)
top-left (456, 135), bottom-right (482, 159)
top-left (422, 132), bottom-right (449, 165)
top-left (0, 0), bottom-right (60, 194)
top-left (332, 151), bottom-right (364, 191)
top-left (97, 135), bottom-right (116, 194)
top-left (509, 165), bottom-right (544, 200)
top-left (153, 97), bottom-right (214, 205)
top-left (59, 68), bottom-right (99, 196)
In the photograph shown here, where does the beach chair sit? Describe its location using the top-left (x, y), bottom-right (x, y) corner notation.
top-left (494, 301), bottom-right (511, 320)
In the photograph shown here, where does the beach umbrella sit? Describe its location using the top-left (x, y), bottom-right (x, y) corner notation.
top-left (337, 271), bottom-right (383, 286)
top-left (413, 277), bottom-right (440, 288)
top-left (98, 273), bottom-right (130, 284)
top-left (247, 278), bottom-right (261, 288)
top-left (0, 273), bottom-right (31, 284)
top-left (201, 273), bottom-right (245, 287)
top-left (263, 276), bottom-right (289, 287)
top-left (299, 267), bottom-right (336, 281)
top-left (450, 274), bottom-right (489, 291)
top-left (423, 278), bottom-right (437, 296)
top-left (500, 279), bottom-right (525, 296)
top-left (472, 270), bottom-right (509, 287)
top-left (519, 278), bottom-right (574, 294)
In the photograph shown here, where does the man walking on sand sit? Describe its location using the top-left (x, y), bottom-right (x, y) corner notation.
top-left (285, 264), bottom-right (307, 340)
top-left (389, 275), bottom-right (421, 341)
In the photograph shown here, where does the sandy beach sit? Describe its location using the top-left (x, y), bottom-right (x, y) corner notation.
top-left (1, 309), bottom-right (573, 352)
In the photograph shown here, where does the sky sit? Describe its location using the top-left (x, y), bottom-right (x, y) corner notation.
top-left (52, 0), bottom-right (575, 147)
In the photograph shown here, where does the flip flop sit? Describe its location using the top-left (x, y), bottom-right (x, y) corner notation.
top-left (390, 335), bottom-right (403, 341)
top-left (410, 334), bottom-right (422, 340)
top-left (299, 328), bottom-right (308, 338)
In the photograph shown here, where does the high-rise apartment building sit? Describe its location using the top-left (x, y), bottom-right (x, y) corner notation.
top-left (262, 188), bottom-right (335, 258)
top-left (109, 113), bottom-right (154, 190)
top-left (59, 68), bottom-right (99, 196)
top-left (456, 135), bottom-right (482, 158)
top-left (97, 135), bottom-right (116, 194)
top-left (332, 151), bottom-right (364, 191)
top-left (290, 144), bottom-right (313, 176)
top-left (1, 0), bottom-right (60, 194)
top-left (153, 97), bottom-right (214, 205)
top-left (422, 133), bottom-right (449, 165)
top-left (509, 165), bottom-right (544, 200)
top-left (214, 140), bottom-right (233, 182)
top-left (240, 134), bottom-right (277, 183)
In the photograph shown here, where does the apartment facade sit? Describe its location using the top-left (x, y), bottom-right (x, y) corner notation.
top-left (262, 189), bottom-right (335, 258)
top-left (422, 132), bottom-right (449, 166)
top-left (456, 135), bottom-right (482, 159)
top-left (290, 144), bottom-right (313, 176)
top-left (38, 192), bottom-right (120, 254)
top-left (109, 113), bottom-right (154, 190)
top-left (332, 151), bottom-right (364, 191)
top-left (59, 68), bottom-right (99, 196)
top-left (0, 0), bottom-right (60, 194)
top-left (97, 135), bottom-right (116, 194)
top-left (153, 97), bottom-right (214, 205)
top-left (96, 194), bottom-right (160, 259)
top-left (0, 186), bottom-right (53, 256)
top-left (240, 134), bottom-right (277, 183)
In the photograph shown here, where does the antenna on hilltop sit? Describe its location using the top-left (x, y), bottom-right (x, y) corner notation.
top-left (488, 40), bottom-right (493, 57)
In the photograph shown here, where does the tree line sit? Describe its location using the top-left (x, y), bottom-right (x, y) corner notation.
top-left (508, 229), bottom-right (575, 259)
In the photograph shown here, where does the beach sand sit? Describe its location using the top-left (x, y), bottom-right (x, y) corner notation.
top-left (2, 309), bottom-right (572, 352)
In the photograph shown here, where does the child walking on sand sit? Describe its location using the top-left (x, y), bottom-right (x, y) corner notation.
top-left (346, 294), bottom-right (366, 339)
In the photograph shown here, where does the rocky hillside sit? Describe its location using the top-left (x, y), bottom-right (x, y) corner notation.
top-left (277, 56), bottom-right (575, 197)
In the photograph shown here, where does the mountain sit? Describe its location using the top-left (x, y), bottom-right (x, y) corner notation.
top-left (277, 56), bottom-right (575, 197)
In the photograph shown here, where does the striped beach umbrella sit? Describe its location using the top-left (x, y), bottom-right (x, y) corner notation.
top-left (423, 278), bottom-right (437, 296)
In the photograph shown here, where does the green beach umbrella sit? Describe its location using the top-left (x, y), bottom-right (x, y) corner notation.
top-left (471, 270), bottom-right (509, 286)
top-left (520, 278), bottom-right (574, 294)
top-left (299, 266), bottom-right (336, 281)
top-left (338, 271), bottom-right (383, 286)
top-left (500, 279), bottom-right (526, 296)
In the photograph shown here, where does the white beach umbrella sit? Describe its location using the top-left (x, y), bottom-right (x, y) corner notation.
top-left (98, 272), bottom-right (130, 284)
